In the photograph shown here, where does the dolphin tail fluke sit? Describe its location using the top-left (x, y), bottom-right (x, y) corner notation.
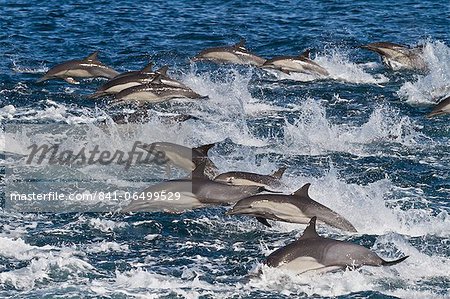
top-left (256, 217), bottom-right (272, 227)
top-left (382, 255), bottom-right (409, 266)
top-left (271, 166), bottom-right (287, 179)
top-left (194, 142), bottom-right (216, 156)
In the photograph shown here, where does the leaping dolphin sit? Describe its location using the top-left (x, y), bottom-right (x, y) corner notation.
top-left (192, 39), bottom-right (266, 66)
top-left (360, 42), bottom-right (427, 71)
top-left (89, 64), bottom-right (186, 98)
top-left (111, 75), bottom-right (205, 106)
top-left (121, 162), bottom-right (269, 213)
top-left (427, 95), bottom-right (450, 118)
top-left (214, 167), bottom-right (286, 189)
top-left (265, 217), bottom-right (408, 274)
top-left (37, 51), bottom-right (119, 84)
top-left (261, 50), bottom-right (329, 77)
top-left (226, 183), bottom-right (357, 232)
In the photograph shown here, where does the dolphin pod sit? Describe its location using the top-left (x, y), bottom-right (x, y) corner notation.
top-left (121, 162), bottom-right (272, 213)
top-left (265, 217), bottom-right (408, 274)
top-left (226, 183), bottom-right (357, 232)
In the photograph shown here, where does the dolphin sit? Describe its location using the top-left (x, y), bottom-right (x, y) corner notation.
top-left (111, 75), bottom-right (205, 106)
top-left (427, 95), bottom-right (450, 118)
top-left (89, 64), bottom-right (186, 98)
top-left (37, 51), bottom-right (119, 84)
top-left (192, 39), bottom-right (266, 66)
top-left (121, 163), bottom-right (269, 213)
top-left (360, 42), bottom-right (427, 71)
top-left (214, 167), bottom-right (286, 189)
top-left (261, 50), bottom-right (329, 76)
top-left (226, 183), bottom-right (357, 232)
top-left (138, 141), bottom-right (219, 178)
top-left (265, 217), bottom-right (408, 274)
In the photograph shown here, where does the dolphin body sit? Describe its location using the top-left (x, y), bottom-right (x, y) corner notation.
top-left (261, 50), bottom-right (329, 76)
top-left (427, 95), bottom-right (450, 118)
top-left (265, 217), bottom-right (408, 274)
top-left (89, 64), bottom-right (186, 98)
top-left (192, 39), bottom-right (266, 66)
top-left (37, 51), bottom-right (119, 84)
top-left (226, 183), bottom-right (357, 232)
top-left (138, 141), bottom-right (219, 178)
top-left (121, 163), bottom-right (268, 213)
top-left (214, 167), bottom-right (287, 189)
top-left (111, 76), bottom-right (204, 106)
top-left (360, 42), bottom-right (427, 71)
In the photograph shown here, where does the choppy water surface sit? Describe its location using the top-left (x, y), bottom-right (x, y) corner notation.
top-left (0, 0), bottom-right (449, 298)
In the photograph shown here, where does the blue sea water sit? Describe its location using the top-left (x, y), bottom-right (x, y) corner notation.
top-left (0, 0), bottom-right (449, 298)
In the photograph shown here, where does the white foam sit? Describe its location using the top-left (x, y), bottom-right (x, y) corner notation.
top-left (281, 98), bottom-right (428, 156)
top-left (398, 40), bottom-right (450, 104)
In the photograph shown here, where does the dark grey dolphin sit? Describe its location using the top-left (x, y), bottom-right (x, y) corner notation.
top-left (89, 64), bottom-right (186, 98)
top-left (192, 39), bottom-right (266, 66)
top-left (111, 75), bottom-right (205, 106)
top-left (360, 42), bottom-right (427, 71)
top-left (37, 51), bottom-right (119, 84)
top-left (265, 217), bottom-right (408, 274)
top-left (214, 167), bottom-right (286, 189)
top-left (121, 163), bottom-right (268, 213)
top-left (226, 183), bottom-right (357, 232)
top-left (261, 50), bottom-right (329, 76)
top-left (427, 95), bottom-right (450, 118)
top-left (138, 141), bottom-right (219, 178)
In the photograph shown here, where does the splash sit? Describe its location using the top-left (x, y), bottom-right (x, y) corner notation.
top-left (282, 98), bottom-right (427, 156)
top-left (398, 40), bottom-right (450, 104)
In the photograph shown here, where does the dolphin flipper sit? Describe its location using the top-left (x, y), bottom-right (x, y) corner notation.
top-left (256, 217), bottom-right (272, 227)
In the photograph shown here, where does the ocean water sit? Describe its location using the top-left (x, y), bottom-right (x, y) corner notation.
top-left (1, 0), bottom-right (449, 298)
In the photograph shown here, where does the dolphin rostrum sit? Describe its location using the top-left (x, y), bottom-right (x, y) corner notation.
top-left (427, 95), bottom-right (450, 118)
top-left (265, 217), bottom-right (408, 274)
top-left (261, 50), bottom-right (329, 76)
top-left (89, 64), bottom-right (186, 98)
top-left (226, 183), bottom-right (357, 232)
top-left (192, 39), bottom-right (266, 66)
top-left (37, 51), bottom-right (119, 84)
top-left (111, 75), bottom-right (205, 106)
top-left (360, 42), bottom-right (427, 71)
top-left (121, 162), bottom-right (269, 213)
top-left (214, 167), bottom-right (286, 189)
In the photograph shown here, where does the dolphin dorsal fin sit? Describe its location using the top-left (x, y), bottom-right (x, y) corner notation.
top-left (271, 166), bottom-right (287, 179)
top-left (141, 62), bottom-right (154, 73)
top-left (151, 74), bottom-right (162, 84)
top-left (234, 39), bottom-right (246, 49)
top-left (299, 217), bottom-right (320, 240)
top-left (193, 142), bottom-right (216, 156)
top-left (292, 183), bottom-right (311, 197)
top-left (85, 51), bottom-right (100, 62)
top-left (192, 161), bottom-right (208, 179)
top-left (156, 65), bottom-right (169, 76)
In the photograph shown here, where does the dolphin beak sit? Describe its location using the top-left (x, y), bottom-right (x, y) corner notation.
top-left (190, 57), bottom-right (200, 62)
top-left (225, 208), bottom-right (237, 216)
top-left (36, 76), bottom-right (47, 83)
